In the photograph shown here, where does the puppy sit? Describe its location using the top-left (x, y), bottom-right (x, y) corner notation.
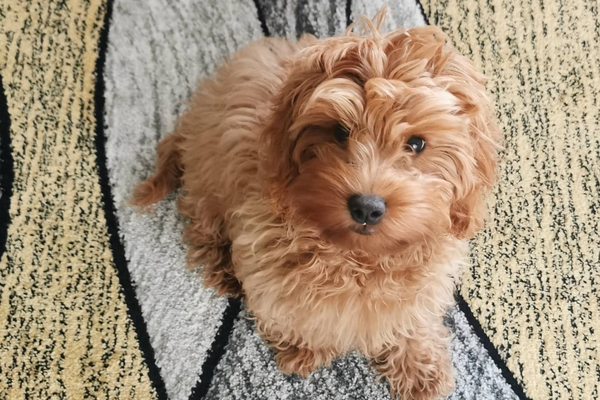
top-left (132, 9), bottom-right (499, 400)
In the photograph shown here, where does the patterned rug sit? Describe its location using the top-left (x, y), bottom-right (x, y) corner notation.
top-left (0, 0), bottom-right (597, 399)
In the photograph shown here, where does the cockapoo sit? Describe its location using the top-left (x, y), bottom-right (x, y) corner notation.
top-left (132, 9), bottom-right (499, 400)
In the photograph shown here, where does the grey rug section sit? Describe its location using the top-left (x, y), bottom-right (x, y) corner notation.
top-left (206, 306), bottom-right (519, 400)
top-left (206, 307), bottom-right (392, 400)
top-left (257, 0), bottom-right (347, 38)
top-left (103, 1), bottom-right (263, 399)
top-left (258, 0), bottom-right (425, 39)
top-left (445, 307), bottom-right (518, 399)
top-left (351, 0), bottom-right (426, 32)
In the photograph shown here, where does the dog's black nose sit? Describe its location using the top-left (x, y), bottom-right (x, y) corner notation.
top-left (347, 194), bottom-right (386, 225)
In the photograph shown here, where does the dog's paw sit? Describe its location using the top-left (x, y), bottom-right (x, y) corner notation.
top-left (275, 345), bottom-right (331, 378)
top-left (374, 339), bottom-right (454, 400)
top-left (402, 366), bottom-right (454, 400)
top-left (385, 357), bottom-right (454, 400)
top-left (204, 271), bottom-right (243, 298)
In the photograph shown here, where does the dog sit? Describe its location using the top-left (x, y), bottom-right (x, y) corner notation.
top-left (132, 8), bottom-right (499, 400)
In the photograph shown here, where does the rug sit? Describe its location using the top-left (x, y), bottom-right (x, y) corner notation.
top-left (0, 0), bottom-right (597, 399)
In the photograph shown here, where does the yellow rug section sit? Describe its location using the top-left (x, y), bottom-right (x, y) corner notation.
top-left (422, 0), bottom-right (600, 399)
top-left (0, 1), bottom-right (156, 398)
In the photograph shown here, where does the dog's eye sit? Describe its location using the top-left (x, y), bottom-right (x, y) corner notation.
top-left (406, 136), bottom-right (426, 154)
top-left (334, 124), bottom-right (350, 143)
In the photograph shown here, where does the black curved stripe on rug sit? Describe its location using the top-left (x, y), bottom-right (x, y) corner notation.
top-left (0, 74), bottom-right (13, 262)
top-left (189, 298), bottom-right (242, 399)
top-left (414, 2), bottom-right (530, 400)
top-left (94, 1), bottom-right (168, 399)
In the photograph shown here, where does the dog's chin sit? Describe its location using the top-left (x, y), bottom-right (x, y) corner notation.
top-left (320, 215), bottom-right (444, 256)
top-left (351, 224), bottom-right (375, 236)
top-left (318, 222), bottom-right (403, 256)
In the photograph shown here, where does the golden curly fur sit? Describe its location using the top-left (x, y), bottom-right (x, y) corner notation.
top-left (132, 8), bottom-right (500, 400)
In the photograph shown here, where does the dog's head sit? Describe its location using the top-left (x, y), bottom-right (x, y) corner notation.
top-left (262, 14), bottom-right (500, 256)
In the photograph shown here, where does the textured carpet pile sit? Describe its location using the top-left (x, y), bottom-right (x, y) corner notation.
top-left (0, 0), bottom-right (597, 399)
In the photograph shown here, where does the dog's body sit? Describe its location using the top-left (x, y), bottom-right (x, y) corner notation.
top-left (133, 12), bottom-right (499, 400)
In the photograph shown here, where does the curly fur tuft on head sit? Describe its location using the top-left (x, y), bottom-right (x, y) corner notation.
top-left (132, 7), bottom-right (500, 400)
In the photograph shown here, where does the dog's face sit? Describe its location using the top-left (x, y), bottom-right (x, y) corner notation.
top-left (264, 26), bottom-right (499, 256)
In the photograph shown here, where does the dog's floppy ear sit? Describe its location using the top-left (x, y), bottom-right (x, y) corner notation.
top-left (440, 49), bottom-right (500, 239)
top-left (261, 48), bottom-right (328, 206)
top-left (450, 95), bottom-right (500, 238)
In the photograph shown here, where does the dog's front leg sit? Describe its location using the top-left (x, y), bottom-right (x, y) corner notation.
top-left (372, 321), bottom-right (454, 400)
top-left (273, 342), bottom-right (337, 378)
top-left (257, 326), bottom-right (337, 377)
